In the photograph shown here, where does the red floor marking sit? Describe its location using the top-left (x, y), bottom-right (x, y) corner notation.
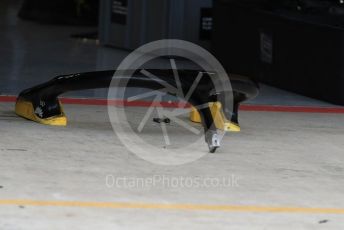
top-left (60, 98), bottom-right (189, 108)
top-left (0, 95), bottom-right (16, 102)
top-left (1, 95), bottom-right (344, 114)
top-left (240, 104), bottom-right (344, 114)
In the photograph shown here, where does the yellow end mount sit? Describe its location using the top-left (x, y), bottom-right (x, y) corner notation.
top-left (190, 102), bottom-right (241, 132)
top-left (15, 98), bottom-right (67, 126)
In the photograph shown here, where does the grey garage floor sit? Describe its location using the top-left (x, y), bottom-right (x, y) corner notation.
top-left (0, 102), bottom-right (344, 230)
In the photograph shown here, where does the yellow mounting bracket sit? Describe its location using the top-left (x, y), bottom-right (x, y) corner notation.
top-left (190, 102), bottom-right (240, 132)
top-left (15, 99), bottom-right (67, 126)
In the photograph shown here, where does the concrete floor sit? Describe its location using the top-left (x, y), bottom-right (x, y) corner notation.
top-left (1, 0), bottom-right (344, 229)
top-left (1, 102), bottom-right (344, 229)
